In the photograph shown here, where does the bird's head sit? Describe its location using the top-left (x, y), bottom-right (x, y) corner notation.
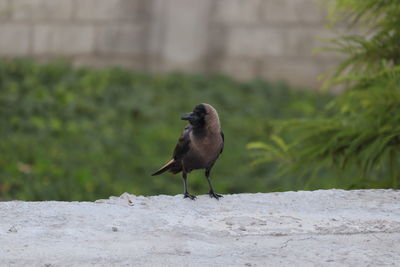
top-left (181, 103), bottom-right (220, 131)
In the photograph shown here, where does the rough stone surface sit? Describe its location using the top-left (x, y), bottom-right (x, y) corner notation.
top-left (1, 189), bottom-right (400, 266)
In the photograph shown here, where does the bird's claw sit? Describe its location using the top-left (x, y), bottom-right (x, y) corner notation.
top-left (208, 191), bottom-right (223, 200)
top-left (184, 193), bottom-right (197, 200)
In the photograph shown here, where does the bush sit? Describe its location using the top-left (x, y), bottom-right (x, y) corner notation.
top-left (0, 59), bottom-right (332, 200)
top-left (249, 0), bottom-right (400, 188)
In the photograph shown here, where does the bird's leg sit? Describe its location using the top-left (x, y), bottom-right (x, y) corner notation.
top-left (182, 171), bottom-right (196, 200)
top-left (205, 169), bottom-right (223, 200)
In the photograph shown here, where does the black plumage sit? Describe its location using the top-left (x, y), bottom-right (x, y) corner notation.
top-left (151, 103), bottom-right (224, 200)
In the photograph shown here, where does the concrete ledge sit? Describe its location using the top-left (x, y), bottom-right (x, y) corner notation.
top-left (1, 189), bottom-right (400, 266)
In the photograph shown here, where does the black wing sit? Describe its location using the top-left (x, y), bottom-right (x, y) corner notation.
top-left (173, 126), bottom-right (192, 160)
top-left (220, 131), bottom-right (224, 154)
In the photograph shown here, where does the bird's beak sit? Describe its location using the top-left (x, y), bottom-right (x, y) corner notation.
top-left (181, 112), bottom-right (193, 121)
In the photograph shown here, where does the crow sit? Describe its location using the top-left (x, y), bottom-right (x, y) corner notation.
top-left (151, 103), bottom-right (224, 200)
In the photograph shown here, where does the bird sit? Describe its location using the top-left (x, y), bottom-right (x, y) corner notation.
top-left (151, 103), bottom-right (224, 200)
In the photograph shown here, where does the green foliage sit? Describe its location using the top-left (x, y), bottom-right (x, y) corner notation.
top-left (0, 58), bottom-right (332, 200)
top-left (249, 0), bottom-right (400, 188)
top-left (320, 0), bottom-right (400, 88)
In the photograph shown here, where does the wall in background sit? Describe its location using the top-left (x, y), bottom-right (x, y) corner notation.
top-left (0, 0), bottom-right (340, 88)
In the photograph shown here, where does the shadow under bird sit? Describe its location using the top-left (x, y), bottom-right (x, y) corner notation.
top-left (151, 103), bottom-right (224, 200)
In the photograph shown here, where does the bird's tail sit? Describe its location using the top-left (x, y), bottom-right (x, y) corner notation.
top-left (151, 159), bottom-right (176, 176)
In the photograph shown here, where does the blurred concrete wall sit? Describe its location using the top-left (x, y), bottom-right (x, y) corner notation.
top-left (0, 0), bottom-right (340, 88)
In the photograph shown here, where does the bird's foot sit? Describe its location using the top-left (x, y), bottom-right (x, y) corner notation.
top-left (183, 193), bottom-right (197, 200)
top-left (208, 191), bottom-right (223, 200)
